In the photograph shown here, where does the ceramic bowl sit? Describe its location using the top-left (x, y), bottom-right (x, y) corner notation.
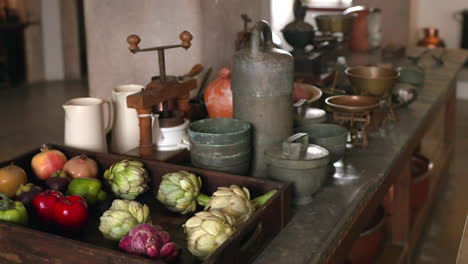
top-left (294, 83), bottom-right (323, 104)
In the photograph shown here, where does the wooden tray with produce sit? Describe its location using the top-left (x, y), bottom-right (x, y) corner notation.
top-left (0, 144), bottom-right (292, 264)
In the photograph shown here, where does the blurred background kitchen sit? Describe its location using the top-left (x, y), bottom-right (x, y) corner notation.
top-left (0, 0), bottom-right (467, 263)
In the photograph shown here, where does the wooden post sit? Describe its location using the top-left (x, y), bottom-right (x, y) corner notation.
top-left (136, 108), bottom-right (154, 156)
top-left (391, 159), bottom-right (411, 262)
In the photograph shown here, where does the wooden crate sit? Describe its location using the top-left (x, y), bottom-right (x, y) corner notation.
top-left (0, 144), bottom-right (292, 264)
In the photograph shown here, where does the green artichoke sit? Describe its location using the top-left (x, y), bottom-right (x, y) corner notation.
top-left (99, 199), bottom-right (151, 241)
top-left (204, 185), bottom-right (255, 225)
top-left (104, 160), bottom-right (149, 200)
top-left (156, 171), bottom-right (203, 215)
top-left (183, 211), bottom-right (235, 258)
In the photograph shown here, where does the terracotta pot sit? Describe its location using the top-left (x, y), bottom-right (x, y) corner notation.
top-left (348, 206), bottom-right (386, 264)
top-left (410, 154), bottom-right (432, 211)
top-left (382, 154), bottom-right (432, 215)
top-left (204, 67), bottom-right (233, 118)
top-left (417, 28), bottom-right (445, 49)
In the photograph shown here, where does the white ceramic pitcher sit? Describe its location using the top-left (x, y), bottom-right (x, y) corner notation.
top-left (63, 97), bottom-right (113, 152)
top-left (111, 84), bottom-right (144, 154)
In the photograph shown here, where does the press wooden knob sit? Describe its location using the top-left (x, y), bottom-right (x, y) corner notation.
top-left (180, 31), bottom-right (193, 50)
top-left (127, 34), bottom-right (141, 53)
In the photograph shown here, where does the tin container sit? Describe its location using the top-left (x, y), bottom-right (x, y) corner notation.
top-left (265, 133), bottom-right (330, 205)
top-left (188, 118), bottom-right (251, 175)
top-left (295, 124), bottom-right (348, 164)
top-left (232, 20), bottom-right (294, 177)
top-left (294, 108), bottom-right (327, 128)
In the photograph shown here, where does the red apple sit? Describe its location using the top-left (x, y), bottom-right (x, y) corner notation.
top-left (31, 145), bottom-right (68, 180)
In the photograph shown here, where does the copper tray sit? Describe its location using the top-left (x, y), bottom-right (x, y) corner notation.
top-left (325, 95), bottom-right (381, 113)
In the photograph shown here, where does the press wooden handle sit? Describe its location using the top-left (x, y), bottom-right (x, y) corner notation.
top-left (180, 31), bottom-right (193, 50)
top-left (127, 34), bottom-right (141, 52)
top-left (187, 64), bottom-right (203, 77)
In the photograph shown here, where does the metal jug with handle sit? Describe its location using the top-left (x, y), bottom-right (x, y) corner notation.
top-left (63, 97), bottom-right (113, 152)
top-left (232, 20), bottom-right (294, 177)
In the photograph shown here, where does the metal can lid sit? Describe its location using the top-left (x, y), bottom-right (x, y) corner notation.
top-left (264, 133), bottom-right (330, 169)
top-left (303, 108), bottom-right (326, 119)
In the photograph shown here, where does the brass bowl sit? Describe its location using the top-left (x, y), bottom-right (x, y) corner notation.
top-left (345, 66), bottom-right (399, 98)
top-left (325, 95), bottom-right (381, 113)
top-left (294, 83), bottom-right (323, 104)
top-left (315, 14), bottom-right (354, 34)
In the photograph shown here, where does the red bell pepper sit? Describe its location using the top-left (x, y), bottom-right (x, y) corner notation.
top-left (32, 190), bottom-right (63, 223)
top-left (32, 190), bottom-right (88, 232)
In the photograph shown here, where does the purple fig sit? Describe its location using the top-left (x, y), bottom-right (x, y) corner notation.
top-left (15, 183), bottom-right (43, 208)
top-left (45, 170), bottom-right (71, 193)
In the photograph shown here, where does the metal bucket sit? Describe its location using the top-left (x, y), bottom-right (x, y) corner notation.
top-left (188, 118), bottom-right (251, 175)
top-left (232, 20), bottom-right (294, 177)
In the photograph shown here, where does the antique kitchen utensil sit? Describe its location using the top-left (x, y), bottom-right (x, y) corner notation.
top-left (111, 84), bottom-right (144, 154)
top-left (232, 20), bottom-right (294, 177)
top-left (188, 67), bottom-right (212, 121)
top-left (125, 31), bottom-right (200, 157)
top-left (265, 133), bottom-right (330, 205)
top-left (294, 107), bottom-right (327, 128)
top-left (417, 27), bottom-right (445, 49)
top-left (63, 97), bottom-right (113, 152)
top-left (326, 95), bottom-right (380, 148)
top-left (344, 6), bottom-right (370, 52)
top-left (368, 8), bottom-right (383, 50)
top-left (294, 82), bottom-right (323, 104)
top-left (295, 124), bottom-right (348, 175)
top-left (188, 118), bottom-right (251, 175)
top-left (315, 14), bottom-right (354, 35)
top-left (281, 0), bottom-right (315, 54)
top-left (326, 95), bottom-right (381, 113)
top-left (235, 14), bottom-right (252, 51)
top-left (345, 66), bottom-right (399, 98)
top-left (392, 83), bottom-right (418, 108)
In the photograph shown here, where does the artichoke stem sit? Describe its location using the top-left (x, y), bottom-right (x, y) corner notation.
top-left (196, 194), bottom-right (212, 207)
top-left (97, 190), bottom-right (107, 202)
top-left (252, 190), bottom-right (277, 207)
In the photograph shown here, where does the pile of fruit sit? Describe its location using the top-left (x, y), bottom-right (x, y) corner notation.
top-left (0, 144), bottom-right (277, 261)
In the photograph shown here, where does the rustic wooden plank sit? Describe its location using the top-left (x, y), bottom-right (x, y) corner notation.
top-left (377, 243), bottom-right (405, 264)
top-left (390, 159), bottom-right (411, 246)
top-left (409, 143), bottom-right (454, 253)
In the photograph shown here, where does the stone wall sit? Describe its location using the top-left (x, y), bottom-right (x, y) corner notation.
top-left (84, 0), bottom-right (270, 100)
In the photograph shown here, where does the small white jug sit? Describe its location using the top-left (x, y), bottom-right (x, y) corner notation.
top-left (111, 84), bottom-right (144, 154)
top-left (63, 97), bottom-right (113, 152)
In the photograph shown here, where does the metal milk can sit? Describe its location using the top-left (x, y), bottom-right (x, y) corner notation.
top-left (232, 20), bottom-right (294, 177)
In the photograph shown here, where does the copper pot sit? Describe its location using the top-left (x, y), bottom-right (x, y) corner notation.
top-left (345, 66), bottom-right (399, 98)
top-left (348, 206), bottom-right (386, 264)
top-left (417, 28), bottom-right (445, 49)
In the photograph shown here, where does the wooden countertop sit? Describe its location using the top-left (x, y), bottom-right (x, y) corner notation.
top-left (457, 215), bottom-right (468, 263)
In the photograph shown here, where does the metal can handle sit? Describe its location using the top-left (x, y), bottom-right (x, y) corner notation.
top-left (282, 133), bottom-right (308, 156)
top-left (250, 20), bottom-right (274, 54)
